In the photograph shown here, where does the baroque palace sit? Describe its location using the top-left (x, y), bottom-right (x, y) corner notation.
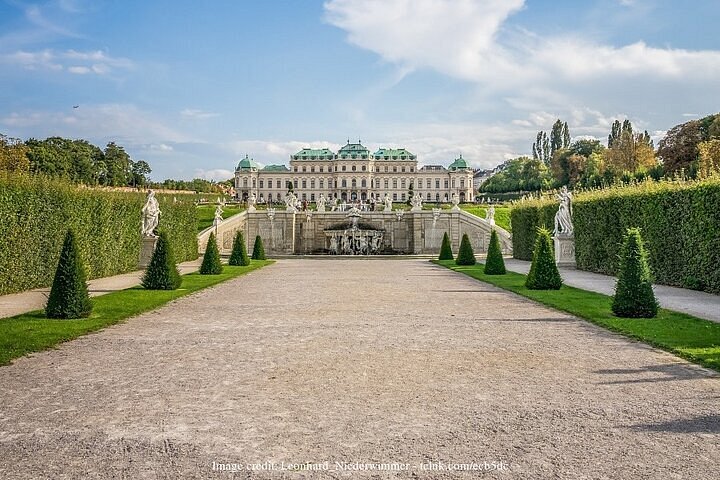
top-left (234, 141), bottom-right (474, 204)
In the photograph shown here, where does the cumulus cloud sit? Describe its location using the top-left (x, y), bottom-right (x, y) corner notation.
top-left (194, 169), bottom-right (234, 182)
top-left (324, 0), bottom-right (720, 85)
top-left (180, 109), bottom-right (220, 120)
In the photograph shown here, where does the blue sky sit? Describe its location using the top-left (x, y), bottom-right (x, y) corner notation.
top-left (1, 0), bottom-right (719, 181)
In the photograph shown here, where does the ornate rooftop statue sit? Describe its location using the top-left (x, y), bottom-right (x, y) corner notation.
top-left (554, 186), bottom-right (573, 236)
top-left (141, 190), bottom-right (161, 237)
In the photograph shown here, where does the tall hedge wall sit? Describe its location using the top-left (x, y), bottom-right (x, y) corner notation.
top-left (510, 201), bottom-right (556, 260)
top-left (510, 179), bottom-right (720, 294)
top-left (0, 174), bottom-right (198, 295)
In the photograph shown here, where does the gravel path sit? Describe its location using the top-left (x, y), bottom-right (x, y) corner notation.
top-left (0, 259), bottom-right (718, 479)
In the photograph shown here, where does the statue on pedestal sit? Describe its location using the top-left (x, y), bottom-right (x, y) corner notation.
top-left (247, 193), bottom-right (257, 212)
top-left (410, 193), bottom-right (423, 211)
top-left (486, 205), bottom-right (495, 225)
top-left (383, 194), bottom-right (393, 212)
top-left (316, 194), bottom-right (327, 212)
top-left (141, 190), bottom-right (161, 237)
top-left (450, 192), bottom-right (460, 211)
top-left (213, 204), bottom-right (223, 227)
top-left (554, 186), bottom-right (573, 236)
top-left (285, 192), bottom-right (298, 213)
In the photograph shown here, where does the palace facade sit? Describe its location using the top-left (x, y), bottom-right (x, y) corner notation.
top-left (234, 141), bottom-right (474, 204)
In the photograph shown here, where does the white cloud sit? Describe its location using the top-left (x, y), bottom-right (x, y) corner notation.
top-left (324, 0), bottom-right (720, 85)
top-left (180, 109), bottom-right (220, 120)
top-left (0, 49), bottom-right (133, 75)
top-left (194, 169), bottom-right (234, 182)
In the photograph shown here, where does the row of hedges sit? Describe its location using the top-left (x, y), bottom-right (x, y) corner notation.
top-left (0, 173), bottom-right (198, 295)
top-left (510, 178), bottom-right (720, 293)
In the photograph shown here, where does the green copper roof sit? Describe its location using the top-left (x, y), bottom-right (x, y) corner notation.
top-left (448, 154), bottom-right (470, 170)
top-left (373, 148), bottom-right (416, 160)
top-left (338, 142), bottom-right (369, 153)
top-left (292, 148), bottom-right (334, 160)
top-left (261, 164), bottom-right (290, 172)
top-left (236, 154), bottom-right (260, 171)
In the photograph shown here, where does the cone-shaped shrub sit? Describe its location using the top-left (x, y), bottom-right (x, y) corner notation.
top-left (612, 228), bottom-right (658, 318)
top-left (142, 230), bottom-right (182, 290)
top-left (455, 233), bottom-right (476, 265)
top-left (438, 232), bottom-right (453, 260)
top-left (46, 229), bottom-right (93, 319)
top-left (251, 235), bottom-right (266, 260)
top-left (200, 232), bottom-right (223, 274)
top-left (525, 227), bottom-right (562, 290)
top-left (228, 230), bottom-right (250, 266)
top-left (484, 229), bottom-right (506, 275)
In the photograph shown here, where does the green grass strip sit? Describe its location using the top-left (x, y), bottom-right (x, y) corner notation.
top-left (434, 260), bottom-right (720, 372)
top-left (0, 261), bottom-right (273, 366)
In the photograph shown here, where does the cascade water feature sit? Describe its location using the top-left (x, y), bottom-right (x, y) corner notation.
top-left (325, 206), bottom-right (384, 255)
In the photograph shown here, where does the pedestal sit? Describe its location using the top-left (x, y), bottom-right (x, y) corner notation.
top-left (450, 205), bottom-right (460, 212)
top-left (247, 205), bottom-right (256, 213)
top-left (410, 206), bottom-right (422, 212)
top-left (139, 236), bottom-right (158, 268)
top-left (553, 235), bottom-right (576, 268)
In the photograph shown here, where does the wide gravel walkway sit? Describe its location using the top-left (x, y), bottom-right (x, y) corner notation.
top-left (0, 259), bottom-right (718, 479)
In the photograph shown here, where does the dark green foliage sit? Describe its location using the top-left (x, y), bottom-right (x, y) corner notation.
top-left (252, 235), bottom-right (266, 260)
top-left (612, 228), bottom-right (658, 318)
top-left (141, 231), bottom-right (182, 290)
top-left (525, 227), bottom-right (562, 290)
top-left (200, 232), bottom-right (223, 274)
top-left (438, 232), bottom-right (453, 260)
top-left (0, 173), bottom-right (198, 295)
top-left (228, 230), bottom-right (250, 266)
top-left (510, 203), bottom-right (557, 260)
top-left (484, 229), bottom-right (506, 275)
top-left (45, 230), bottom-right (92, 319)
top-left (455, 233), bottom-right (476, 265)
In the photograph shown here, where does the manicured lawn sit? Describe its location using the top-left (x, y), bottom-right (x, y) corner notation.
top-left (197, 205), bottom-right (244, 232)
top-left (460, 205), bottom-right (512, 231)
top-left (434, 260), bottom-right (720, 372)
top-left (0, 261), bottom-right (272, 366)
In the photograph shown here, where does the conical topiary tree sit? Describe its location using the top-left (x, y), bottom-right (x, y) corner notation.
top-left (612, 228), bottom-right (658, 318)
top-left (142, 230), bottom-right (182, 290)
top-left (251, 235), bottom-right (266, 260)
top-left (525, 227), bottom-right (562, 290)
top-left (438, 232), bottom-right (453, 260)
top-left (200, 232), bottom-right (223, 274)
top-left (228, 230), bottom-right (250, 266)
top-left (484, 229), bottom-right (506, 275)
top-left (455, 233), bottom-right (476, 265)
top-left (46, 229), bottom-right (93, 319)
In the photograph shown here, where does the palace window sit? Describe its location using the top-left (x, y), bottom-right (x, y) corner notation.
top-left (252, 179), bottom-right (256, 188)
top-left (435, 180), bottom-right (440, 189)
top-left (401, 166), bottom-right (405, 173)
top-left (426, 193), bottom-right (431, 200)
top-left (452, 179), bottom-right (456, 188)
top-left (362, 165), bottom-right (366, 171)
top-left (460, 179), bottom-right (465, 188)
top-left (436, 193), bottom-right (440, 201)
top-left (342, 166), bottom-right (346, 171)
top-left (319, 179), bottom-right (324, 188)
top-left (384, 179), bottom-right (389, 188)
top-left (276, 180), bottom-right (281, 188)
top-left (310, 179), bottom-right (315, 189)
top-left (311, 166), bottom-right (315, 173)
top-left (243, 178), bottom-right (248, 187)
top-left (426, 179), bottom-right (431, 188)
top-left (401, 179), bottom-right (406, 189)
top-left (393, 193), bottom-right (397, 201)
top-left (341, 179), bottom-right (347, 188)
top-left (302, 193), bottom-right (307, 200)
top-left (320, 166), bottom-right (324, 173)
top-left (410, 168), bottom-right (414, 172)
top-left (302, 180), bottom-right (307, 189)
top-left (303, 166), bottom-right (307, 172)
top-left (393, 166), bottom-right (397, 172)
top-left (384, 166), bottom-right (388, 172)
top-left (361, 179), bottom-right (366, 188)
top-left (444, 179), bottom-right (449, 188)
top-left (351, 179), bottom-right (357, 188)
top-left (375, 179), bottom-right (380, 188)
top-left (259, 180), bottom-right (264, 188)
top-left (352, 166), bottom-right (356, 172)
top-left (294, 167), bottom-right (298, 172)
top-left (375, 167), bottom-right (379, 172)
top-left (392, 179), bottom-right (398, 188)
top-left (311, 193), bottom-right (315, 201)
top-left (401, 193), bottom-right (406, 201)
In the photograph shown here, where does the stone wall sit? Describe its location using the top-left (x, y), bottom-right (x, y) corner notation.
top-left (199, 209), bottom-right (512, 256)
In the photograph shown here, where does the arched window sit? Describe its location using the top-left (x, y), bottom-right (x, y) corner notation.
top-left (243, 177), bottom-right (248, 187)
top-left (341, 179), bottom-right (347, 188)
top-left (361, 179), bottom-right (366, 188)
top-left (426, 193), bottom-right (431, 200)
top-left (351, 179), bottom-right (357, 188)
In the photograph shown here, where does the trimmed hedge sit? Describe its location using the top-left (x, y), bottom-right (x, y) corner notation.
top-left (200, 232), bottom-right (223, 275)
top-left (228, 230), bottom-right (250, 266)
top-left (525, 227), bottom-right (562, 290)
top-left (456, 233), bottom-right (476, 266)
top-left (484, 229), bottom-right (506, 275)
top-left (612, 228), bottom-right (658, 318)
top-left (142, 230), bottom-right (182, 290)
top-left (438, 232), bottom-right (453, 260)
top-left (0, 173), bottom-right (198, 295)
top-left (45, 229), bottom-right (92, 319)
top-left (252, 235), bottom-right (266, 260)
top-left (511, 178), bottom-right (720, 294)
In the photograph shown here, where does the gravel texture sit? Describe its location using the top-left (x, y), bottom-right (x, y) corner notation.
top-left (0, 259), bottom-right (718, 479)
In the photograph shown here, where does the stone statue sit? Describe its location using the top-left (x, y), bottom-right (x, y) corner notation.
top-left (213, 204), bottom-right (223, 227)
top-left (141, 190), bottom-right (161, 237)
top-left (247, 193), bottom-right (257, 212)
top-left (317, 193), bottom-right (327, 212)
top-left (329, 235), bottom-right (338, 254)
top-left (410, 192), bottom-right (423, 211)
top-left (554, 186), bottom-right (573, 236)
top-left (331, 197), bottom-right (339, 212)
top-left (285, 192), bottom-right (298, 213)
top-left (451, 192), bottom-right (460, 211)
top-left (383, 194), bottom-right (393, 212)
top-left (486, 205), bottom-right (495, 225)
